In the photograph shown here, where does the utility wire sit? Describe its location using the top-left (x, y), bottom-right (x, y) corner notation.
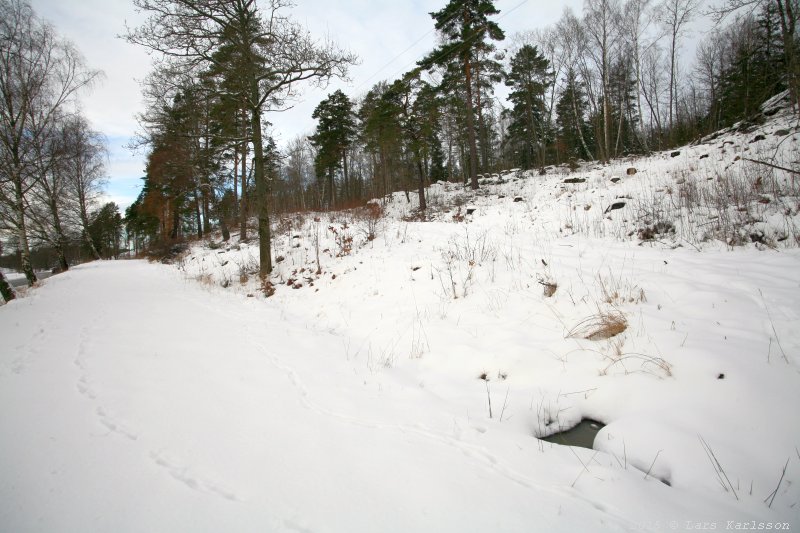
top-left (352, 0), bottom-right (530, 94)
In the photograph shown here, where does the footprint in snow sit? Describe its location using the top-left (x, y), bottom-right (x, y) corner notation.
top-left (149, 451), bottom-right (239, 502)
top-left (96, 407), bottom-right (138, 441)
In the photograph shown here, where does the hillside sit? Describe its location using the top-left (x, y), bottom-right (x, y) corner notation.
top-left (1, 95), bottom-right (798, 531)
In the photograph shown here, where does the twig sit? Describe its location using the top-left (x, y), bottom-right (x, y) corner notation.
top-left (742, 157), bottom-right (800, 176)
top-left (699, 435), bottom-right (739, 500)
top-left (485, 380), bottom-right (493, 419)
top-left (643, 449), bottom-right (663, 481)
top-left (499, 386), bottom-right (510, 422)
top-left (764, 458), bottom-right (790, 508)
top-left (624, 440), bottom-right (627, 470)
top-left (759, 289), bottom-right (789, 364)
top-left (569, 447), bottom-right (599, 488)
top-left (560, 387), bottom-right (598, 398)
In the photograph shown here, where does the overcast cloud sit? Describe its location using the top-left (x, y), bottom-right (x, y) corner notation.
top-left (29, 0), bottom-right (585, 209)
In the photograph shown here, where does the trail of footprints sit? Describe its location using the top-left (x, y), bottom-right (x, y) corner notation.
top-left (149, 451), bottom-right (239, 502)
top-left (73, 327), bottom-right (240, 502)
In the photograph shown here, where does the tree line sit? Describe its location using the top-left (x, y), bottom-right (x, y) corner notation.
top-left (0, 0), bottom-right (124, 301)
top-left (121, 0), bottom-right (798, 282)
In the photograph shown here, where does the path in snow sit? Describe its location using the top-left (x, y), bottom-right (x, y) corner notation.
top-left (0, 260), bottom-right (775, 532)
top-left (0, 260), bottom-right (637, 533)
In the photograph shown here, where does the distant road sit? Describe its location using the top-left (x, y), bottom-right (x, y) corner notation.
top-left (7, 271), bottom-right (52, 288)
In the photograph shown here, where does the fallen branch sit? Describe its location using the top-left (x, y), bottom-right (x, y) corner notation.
top-left (764, 457), bottom-right (790, 508)
top-left (742, 157), bottom-right (800, 176)
top-left (699, 435), bottom-right (739, 500)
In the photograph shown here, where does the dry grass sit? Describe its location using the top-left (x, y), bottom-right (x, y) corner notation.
top-left (597, 273), bottom-right (647, 306)
top-left (537, 274), bottom-right (558, 297)
top-left (568, 311), bottom-right (628, 340)
top-left (195, 273), bottom-right (214, 286)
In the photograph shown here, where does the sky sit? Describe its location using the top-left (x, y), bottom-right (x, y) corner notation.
top-left (27, 0), bottom-right (593, 211)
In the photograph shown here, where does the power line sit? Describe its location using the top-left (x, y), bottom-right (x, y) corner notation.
top-left (352, 0), bottom-right (530, 94)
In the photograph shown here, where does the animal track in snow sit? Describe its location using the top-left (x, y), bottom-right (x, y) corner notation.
top-left (149, 451), bottom-right (239, 502)
top-left (76, 375), bottom-right (96, 399)
top-left (96, 407), bottom-right (138, 441)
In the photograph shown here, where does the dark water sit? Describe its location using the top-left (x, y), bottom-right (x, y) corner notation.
top-left (542, 419), bottom-right (605, 449)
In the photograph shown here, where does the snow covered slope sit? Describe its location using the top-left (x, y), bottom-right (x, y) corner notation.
top-left (1, 98), bottom-right (799, 530)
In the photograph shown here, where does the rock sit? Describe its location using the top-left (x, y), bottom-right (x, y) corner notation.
top-left (750, 134), bottom-right (766, 143)
top-left (611, 177), bottom-right (621, 183)
top-left (466, 207), bottom-right (477, 215)
top-left (699, 154), bottom-right (709, 159)
top-left (513, 196), bottom-right (524, 203)
top-left (670, 151), bottom-right (681, 158)
top-left (626, 167), bottom-right (637, 175)
top-left (563, 177), bottom-right (586, 184)
top-left (604, 201), bottom-right (626, 213)
top-left (774, 129), bottom-right (791, 136)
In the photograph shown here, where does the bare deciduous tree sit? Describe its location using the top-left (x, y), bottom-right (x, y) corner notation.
top-left (657, 0), bottom-right (702, 135)
top-left (584, 0), bottom-right (622, 162)
top-left (127, 0), bottom-right (356, 278)
top-left (0, 0), bottom-right (99, 284)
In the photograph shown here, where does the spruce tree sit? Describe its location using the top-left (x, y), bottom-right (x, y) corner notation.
top-left (505, 45), bottom-right (552, 170)
top-left (556, 68), bottom-right (594, 161)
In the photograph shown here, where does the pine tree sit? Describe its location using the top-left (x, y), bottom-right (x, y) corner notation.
top-left (88, 203), bottom-right (122, 259)
top-left (420, 0), bottom-right (505, 190)
top-left (310, 90), bottom-right (357, 209)
top-left (359, 82), bottom-right (404, 199)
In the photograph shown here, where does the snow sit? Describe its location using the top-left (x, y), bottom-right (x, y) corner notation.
top-left (2, 99), bottom-right (800, 531)
top-left (1, 267), bottom-right (25, 283)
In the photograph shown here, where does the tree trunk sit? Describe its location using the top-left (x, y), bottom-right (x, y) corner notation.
top-left (462, 8), bottom-right (480, 190)
top-left (0, 271), bottom-right (14, 302)
top-left (341, 149), bottom-right (349, 205)
top-left (328, 167), bottom-right (335, 208)
top-left (50, 199), bottom-right (69, 272)
top-left (239, 114), bottom-right (249, 241)
top-left (251, 94), bottom-right (272, 279)
top-left (571, 88), bottom-right (594, 161)
top-left (416, 152), bottom-right (427, 212)
top-left (669, 29), bottom-right (677, 138)
top-left (79, 202), bottom-right (101, 260)
top-left (474, 59), bottom-right (489, 172)
top-left (602, 57), bottom-right (611, 163)
top-left (0, 242), bottom-right (15, 301)
top-left (13, 177), bottom-right (37, 286)
top-left (233, 146), bottom-right (239, 218)
top-left (194, 189), bottom-right (203, 239)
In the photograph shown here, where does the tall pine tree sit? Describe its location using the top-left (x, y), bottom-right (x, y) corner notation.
top-left (420, 0), bottom-right (504, 190)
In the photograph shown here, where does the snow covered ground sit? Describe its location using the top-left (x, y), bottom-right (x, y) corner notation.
top-left (1, 99), bottom-right (799, 531)
top-left (2, 256), bottom-right (796, 532)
